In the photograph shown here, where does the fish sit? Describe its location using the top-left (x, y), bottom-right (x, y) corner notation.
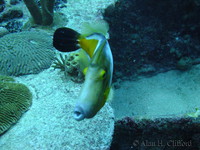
top-left (53, 21), bottom-right (113, 121)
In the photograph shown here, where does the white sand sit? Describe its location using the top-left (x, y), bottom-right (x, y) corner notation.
top-left (0, 68), bottom-right (114, 150)
top-left (112, 65), bottom-right (200, 120)
top-left (63, 0), bottom-right (117, 31)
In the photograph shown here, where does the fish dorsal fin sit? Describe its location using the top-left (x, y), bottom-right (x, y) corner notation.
top-left (78, 38), bottom-right (98, 58)
top-left (81, 20), bottom-right (109, 37)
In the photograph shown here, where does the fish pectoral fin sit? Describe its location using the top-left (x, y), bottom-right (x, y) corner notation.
top-left (104, 87), bottom-right (110, 101)
top-left (104, 87), bottom-right (113, 102)
top-left (78, 49), bottom-right (90, 72)
top-left (98, 87), bottom-right (111, 110)
top-left (83, 67), bottom-right (88, 75)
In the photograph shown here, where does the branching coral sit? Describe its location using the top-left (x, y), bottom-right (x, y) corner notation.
top-left (52, 53), bottom-right (67, 71)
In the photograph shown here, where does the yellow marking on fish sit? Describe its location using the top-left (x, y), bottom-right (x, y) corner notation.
top-left (83, 67), bottom-right (88, 75)
top-left (77, 49), bottom-right (90, 72)
top-left (78, 38), bottom-right (98, 58)
top-left (99, 69), bottom-right (106, 80)
top-left (98, 87), bottom-right (111, 110)
top-left (104, 87), bottom-right (110, 101)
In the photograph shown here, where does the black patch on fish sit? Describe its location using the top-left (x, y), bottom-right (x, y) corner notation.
top-left (53, 27), bottom-right (81, 52)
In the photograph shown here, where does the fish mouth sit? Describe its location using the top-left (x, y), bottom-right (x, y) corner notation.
top-left (73, 106), bottom-right (85, 121)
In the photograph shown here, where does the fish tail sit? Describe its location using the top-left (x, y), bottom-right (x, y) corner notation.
top-left (53, 27), bottom-right (81, 52)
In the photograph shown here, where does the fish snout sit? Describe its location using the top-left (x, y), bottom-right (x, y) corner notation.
top-left (73, 105), bottom-right (85, 121)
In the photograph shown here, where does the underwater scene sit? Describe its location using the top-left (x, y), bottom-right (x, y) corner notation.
top-left (0, 0), bottom-right (200, 149)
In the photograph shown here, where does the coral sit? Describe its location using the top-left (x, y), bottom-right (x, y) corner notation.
top-left (0, 9), bottom-right (23, 23)
top-left (0, 31), bottom-right (55, 76)
top-left (0, 4), bottom-right (24, 33)
top-left (5, 20), bottom-right (23, 33)
top-left (53, 52), bottom-right (84, 82)
top-left (0, 75), bottom-right (32, 135)
top-left (23, 0), bottom-right (55, 25)
top-left (52, 49), bottom-right (90, 83)
top-left (40, 0), bottom-right (55, 25)
top-left (0, 75), bottom-right (15, 82)
top-left (0, 27), bottom-right (9, 37)
top-left (65, 51), bottom-right (82, 77)
top-left (52, 53), bottom-right (67, 71)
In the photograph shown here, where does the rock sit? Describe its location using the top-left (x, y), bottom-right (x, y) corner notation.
top-left (176, 57), bottom-right (193, 71)
top-left (0, 9), bottom-right (23, 23)
top-left (111, 117), bottom-right (200, 150)
top-left (54, 0), bottom-right (67, 10)
top-left (0, 0), bottom-right (5, 13)
top-left (104, 0), bottom-right (200, 81)
top-left (0, 27), bottom-right (9, 37)
top-left (110, 64), bottom-right (200, 149)
top-left (5, 20), bottom-right (23, 32)
top-left (10, 0), bottom-right (20, 5)
top-left (0, 0), bottom-right (5, 5)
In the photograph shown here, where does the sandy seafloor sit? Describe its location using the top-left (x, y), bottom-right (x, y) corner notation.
top-left (112, 64), bottom-right (200, 120)
top-left (0, 68), bottom-right (115, 150)
top-left (1, 0), bottom-right (200, 149)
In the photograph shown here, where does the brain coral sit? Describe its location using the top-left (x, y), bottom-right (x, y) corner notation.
top-left (0, 75), bottom-right (15, 82)
top-left (0, 76), bottom-right (32, 135)
top-left (0, 31), bottom-right (55, 76)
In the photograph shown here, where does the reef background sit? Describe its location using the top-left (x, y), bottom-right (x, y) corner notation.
top-left (0, 0), bottom-right (200, 150)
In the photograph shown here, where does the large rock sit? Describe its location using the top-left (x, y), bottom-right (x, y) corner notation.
top-left (0, 0), bottom-right (5, 13)
top-left (0, 9), bottom-right (23, 23)
top-left (110, 64), bottom-right (200, 149)
top-left (111, 117), bottom-right (200, 150)
top-left (104, 0), bottom-right (200, 81)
